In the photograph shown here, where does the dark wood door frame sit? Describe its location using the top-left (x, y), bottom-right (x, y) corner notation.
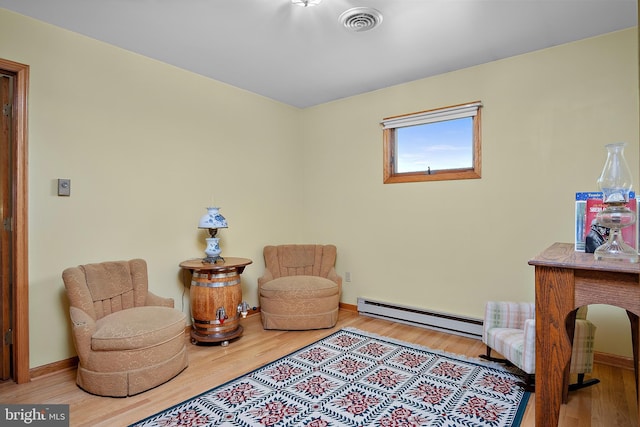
top-left (0, 58), bottom-right (29, 384)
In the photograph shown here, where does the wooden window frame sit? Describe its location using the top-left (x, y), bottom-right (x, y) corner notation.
top-left (382, 102), bottom-right (482, 184)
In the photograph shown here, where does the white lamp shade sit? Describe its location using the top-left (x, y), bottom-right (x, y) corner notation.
top-left (198, 207), bottom-right (228, 229)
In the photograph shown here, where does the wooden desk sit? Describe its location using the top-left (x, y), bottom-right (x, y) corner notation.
top-left (529, 242), bottom-right (640, 427)
top-left (180, 257), bottom-right (252, 346)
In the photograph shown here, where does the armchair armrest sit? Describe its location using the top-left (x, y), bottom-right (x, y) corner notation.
top-left (327, 267), bottom-right (343, 289)
top-left (570, 318), bottom-right (597, 372)
top-left (520, 318), bottom-right (537, 373)
top-left (69, 306), bottom-right (96, 365)
top-left (258, 268), bottom-right (275, 287)
top-left (523, 317), bottom-right (536, 349)
top-left (146, 291), bottom-right (174, 308)
top-left (576, 305), bottom-right (589, 320)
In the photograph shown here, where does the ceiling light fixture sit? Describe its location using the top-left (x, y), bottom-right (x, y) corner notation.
top-left (340, 7), bottom-right (383, 32)
top-left (291, 0), bottom-right (322, 7)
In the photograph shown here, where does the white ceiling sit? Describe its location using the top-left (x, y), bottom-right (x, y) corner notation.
top-left (0, 0), bottom-right (636, 108)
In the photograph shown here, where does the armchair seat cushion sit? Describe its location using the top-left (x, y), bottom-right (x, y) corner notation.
top-left (260, 276), bottom-right (340, 321)
top-left (484, 328), bottom-right (529, 372)
top-left (260, 276), bottom-right (338, 299)
top-left (93, 306), bottom-right (187, 351)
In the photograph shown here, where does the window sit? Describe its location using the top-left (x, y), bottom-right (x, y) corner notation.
top-left (382, 101), bottom-right (482, 183)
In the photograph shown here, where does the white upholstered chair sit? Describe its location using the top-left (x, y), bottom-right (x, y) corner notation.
top-left (481, 301), bottom-right (599, 392)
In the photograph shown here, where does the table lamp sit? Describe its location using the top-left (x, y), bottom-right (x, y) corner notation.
top-left (594, 142), bottom-right (638, 263)
top-left (198, 207), bottom-right (228, 263)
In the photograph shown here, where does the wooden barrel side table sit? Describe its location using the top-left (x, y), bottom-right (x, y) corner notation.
top-left (179, 257), bottom-right (252, 346)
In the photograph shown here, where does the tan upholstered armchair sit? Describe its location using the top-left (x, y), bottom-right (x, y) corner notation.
top-left (62, 259), bottom-right (188, 396)
top-left (258, 244), bottom-right (342, 330)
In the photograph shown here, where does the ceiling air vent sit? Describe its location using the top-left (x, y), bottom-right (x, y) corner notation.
top-left (339, 7), bottom-right (383, 32)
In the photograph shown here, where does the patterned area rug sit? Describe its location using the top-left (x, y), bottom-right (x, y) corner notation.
top-left (131, 328), bottom-right (530, 427)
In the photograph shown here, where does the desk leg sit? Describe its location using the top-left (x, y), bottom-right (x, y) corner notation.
top-left (535, 266), bottom-right (574, 427)
top-left (563, 309), bottom-right (577, 404)
top-left (626, 311), bottom-right (640, 415)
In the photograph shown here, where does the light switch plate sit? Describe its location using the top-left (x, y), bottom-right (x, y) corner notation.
top-left (58, 179), bottom-right (71, 196)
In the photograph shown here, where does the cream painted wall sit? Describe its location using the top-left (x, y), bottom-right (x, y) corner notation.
top-left (301, 28), bottom-right (639, 357)
top-left (0, 8), bottom-right (638, 369)
top-left (0, 9), bottom-right (305, 368)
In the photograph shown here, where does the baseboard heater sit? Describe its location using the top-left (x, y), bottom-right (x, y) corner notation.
top-left (357, 297), bottom-right (483, 340)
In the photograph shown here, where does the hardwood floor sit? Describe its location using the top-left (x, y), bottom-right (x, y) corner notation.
top-left (0, 310), bottom-right (636, 426)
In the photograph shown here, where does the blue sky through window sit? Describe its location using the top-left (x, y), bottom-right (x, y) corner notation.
top-left (396, 117), bottom-right (473, 173)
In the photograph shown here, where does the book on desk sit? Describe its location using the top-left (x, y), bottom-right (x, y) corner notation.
top-left (575, 191), bottom-right (638, 253)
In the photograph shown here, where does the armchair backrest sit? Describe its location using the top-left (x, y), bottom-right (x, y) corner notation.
top-left (483, 301), bottom-right (590, 343)
top-left (263, 245), bottom-right (337, 279)
top-left (62, 259), bottom-right (149, 320)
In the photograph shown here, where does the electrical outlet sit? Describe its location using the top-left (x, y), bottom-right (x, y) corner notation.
top-left (345, 272), bottom-right (351, 282)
